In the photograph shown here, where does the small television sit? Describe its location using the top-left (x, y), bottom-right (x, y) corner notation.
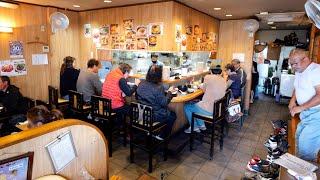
top-left (0, 152), bottom-right (34, 180)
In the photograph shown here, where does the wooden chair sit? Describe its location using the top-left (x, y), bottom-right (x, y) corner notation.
top-left (48, 85), bottom-right (68, 109)
top-left (130, 102), bottom-right (168, 173)
top-left (23, 97), bottom-right (36, 110)
top-left (91, 95), bottom-right (126, 157)
top-left (190, 97), bottom-right (227, 160)
top-left (68, 90), bottom-right (91, 119)
top-left (35, 99), bottom-right (51, 109)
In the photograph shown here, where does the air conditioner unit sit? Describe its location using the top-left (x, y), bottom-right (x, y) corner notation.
top-left (256, 12), bottom-right (306, 23)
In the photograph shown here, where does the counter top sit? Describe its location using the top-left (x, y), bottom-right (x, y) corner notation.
top-left (171, 89), bottom-right (204, 103)
top-left (130, 71), bottom-right (209, 84)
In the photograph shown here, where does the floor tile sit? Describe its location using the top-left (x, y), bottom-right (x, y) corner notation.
top-left (200, 160), bottom-right (225, 177)
top-left (219, 168), bottom-right (243, 180)
top-left (172, 164), bottom-right (199, 179)
top-left (116, 169), bottom-right (140, 179)
top-left (193, 171), bottom-right (220, 180)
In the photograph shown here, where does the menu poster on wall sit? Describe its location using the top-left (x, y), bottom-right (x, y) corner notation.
top-left (92, 28), bottom-right (100, 44)
top-left (32, 54), bottom-right (48, 65)
top-left (148, 35), bottom-right (157, 47)
top-left (9, 41), bottom-right (24, 59)
top-left (194, 25), bottom-right (200, 35)
top-left (186, 25), bottom-right (193, 35)
top-left (84, 24), bottom-right (91, 38)
top-left (175, 24), bottom-right (182, 43)
top-left (100, 25), bottom-right (110, 36)
top-left (123, 19), bottom-right (134, 30)
top-left (0, 59), bottom-right (27, 76)
top-left (137, 38), bottom-right (148, 50)
top-left (110, 24), bottom-right (119, 35)
top-left (126, 43), bottom-right (136, 50)
top-left (201, 33), bottom-right (207, 43)
top-left (149, 22), bottom-right (163, 35)
top-left (136, 26), bottom-right (148, 38)
top-left (181, 34), bottom-right (187, 51)
top-left (125, 30), bottom-right (135, 40)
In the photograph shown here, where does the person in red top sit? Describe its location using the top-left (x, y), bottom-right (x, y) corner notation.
top-left (102, 63), bottom-right (140, 115)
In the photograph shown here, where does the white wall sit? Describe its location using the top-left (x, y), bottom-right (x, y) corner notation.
top-left (256, 30), bottom-right (308, 43)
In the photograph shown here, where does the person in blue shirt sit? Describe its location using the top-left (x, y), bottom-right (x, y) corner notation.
top-left (225, 64), bottom-right (241, 99)
top-left (150, 53), bottom-right (163, 67)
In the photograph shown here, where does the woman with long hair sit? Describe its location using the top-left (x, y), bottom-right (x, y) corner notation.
top-left (60, 56), bottom-right (80, 100)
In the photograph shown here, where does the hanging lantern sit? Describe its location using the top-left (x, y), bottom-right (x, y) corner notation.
top-left (244, 19), bottom-right (259, 37)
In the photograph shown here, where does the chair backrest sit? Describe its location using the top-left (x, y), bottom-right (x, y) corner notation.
top-left (225, 89), bottom-right (233, 106)
top-left (68, 90), bottom-right (85, 111)
top-left (212, 97), bottom-right (226, 122)
top-left (35, 99), bottom-right (51, 110)
top-left (48, 85), bottom-right (59, 108)
top-left (130, 102), bottom-right (154, 131)
top-left (23, 97), bottom-right (36, 110)
top-left (91, 95), bottom-right (112, 119)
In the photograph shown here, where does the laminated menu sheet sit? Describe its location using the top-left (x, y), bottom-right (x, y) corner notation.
top-left (274, 153), bottom-right (318, 176)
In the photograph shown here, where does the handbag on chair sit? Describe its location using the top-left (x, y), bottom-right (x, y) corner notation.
top-left (226, 100), bottom-right (243, 123)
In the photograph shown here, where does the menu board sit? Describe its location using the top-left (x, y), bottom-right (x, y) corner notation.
top-left (0, 59), bottom-right (27, 76)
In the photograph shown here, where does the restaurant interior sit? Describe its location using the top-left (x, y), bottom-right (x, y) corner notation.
top-left (0, 0), bottom-right (319, 179)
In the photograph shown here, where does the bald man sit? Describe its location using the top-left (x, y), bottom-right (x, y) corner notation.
top-left (289, 49), bottom-right (320, 161)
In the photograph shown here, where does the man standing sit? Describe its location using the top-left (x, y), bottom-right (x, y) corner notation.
top-left (289, 49), bottom-right (320, 161)
top-left (77, 59), bottom-right (102, 103)
top-left (232, 59), bottom-right (247, 88)
top-left (150, 53), bottom-right (163, 67)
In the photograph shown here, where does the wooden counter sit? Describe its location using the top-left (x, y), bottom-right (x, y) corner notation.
top-left (171, 89), bottom-right (204, 103)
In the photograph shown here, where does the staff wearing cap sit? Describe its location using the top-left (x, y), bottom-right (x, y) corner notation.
top-left (289, 49), bottom-right (320, 161)
top-left (150, 53), bottom-right (163, 67)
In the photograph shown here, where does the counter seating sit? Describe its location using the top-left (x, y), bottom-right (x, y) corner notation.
top-left (189, 96), bottom-right (227, 160)
top-left (68, 90), bottom-right (91, 119)
top-left (129, 102), bottom-right (168, 173)
top-left (48, 85), bottom-right (69, 109)
top-left (91, 95), bottom-right (126, 157)
top-left (0, 119), bottom-right (109, 179)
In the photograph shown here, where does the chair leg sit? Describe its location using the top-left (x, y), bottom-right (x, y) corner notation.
top-left (190, 115), bottom-right (194, 151)
top-left (210, 123), bottom-right (215, 160)
top-left (163, 142), bottom-right (168, 161)
top-left (130, 128), bottom-right (134, 163)
top-left (148, 151), bottom-right (153, 173)
top-left (219, 120), bottom-right (225, 151)
top-left (122, 115), bottom-right (127, 147)
top-left (108, 131), bottom-right (113, 157)
top-left (225, 122), bottom-right (229, 136)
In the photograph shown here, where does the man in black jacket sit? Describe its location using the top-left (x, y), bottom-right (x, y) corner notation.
top-left (0, 76), bottom-right (27, 120)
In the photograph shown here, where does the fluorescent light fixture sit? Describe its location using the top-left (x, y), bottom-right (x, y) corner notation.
top-left (226, 14), bottom-right (232, 17)
top-left (271, 26), bottom-right (277, 29)
top-left (0, 2), bottom-right (19, 9)
top-left (73, 5), bottom-right (80, 8)
top-left (267, 21), bottom-right (274, 25)
top-left (0, 26), bottom-right (13, 33)
top-left (104, 0), bottom-right (112, 2)
top-left (260, 12), bottom-right (268, 15)
top-left (213, 8), bottom-right (221, 10)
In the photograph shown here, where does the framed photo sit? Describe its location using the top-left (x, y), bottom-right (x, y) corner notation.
top-left (0, 152), bottom-right (34, 180)
top-left (136, 26), bottom-right (148, 38)
top-left (110, 24), bottom-right (119, 35)
top-left (123, 19), bottom-right (134, 30)
top-left (46, 131), bottom-right (77, 173)
top-left (9, 41), bottom-right (24, 59)
top-left (148, 22), bottom-right (163, 35)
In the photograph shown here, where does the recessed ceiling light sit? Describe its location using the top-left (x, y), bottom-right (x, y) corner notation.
top-left (260, 12), bottom-right (268, 15)
top-left (226, 14), bottom-right (232, 17)
top-left (214, 8), bottom-right (221, 10)
top-left (73, 4), bottom-right (80, 8)
top-left (267, 21), bottom-right (274, 25)
top-left (104, 0), bottom-right (112, 2)
top-left (271, 26), bottom-right (277, 29)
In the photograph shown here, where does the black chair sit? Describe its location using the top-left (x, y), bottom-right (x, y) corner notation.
top-left (129, 102), bottom-right (168, 173)
top-left (68, 90), bottom-right (91, 119)
top-left (190, 96), bottom-right (227, 160)
top-left (35, 99), bottom-right (51, 109)
top-left (23, 97), bottom-right (36, 110)
top-left (224, 89), bottom-right (243, 135)
top-left (48, 85), bottom-right (69, 109)
top-left (91, 95), bottom-right (126, 157)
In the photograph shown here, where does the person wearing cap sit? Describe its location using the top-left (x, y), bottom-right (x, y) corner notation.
top-left (150, 53), bottom-right (163, 67)
top-left (184, 66), bottom-right (227, 133)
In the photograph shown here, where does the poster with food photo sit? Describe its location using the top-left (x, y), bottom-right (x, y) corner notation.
top-left (186, 25), bottom-right (193, 35)
top-left (148, 35), bottom-right (157, 47)
top-left (181, 34), bottom-right (187, 51)
top-left (84, 24), bottom-right (91, 38)
top-left (126, 43), bottom-right (136, 50)
top-left (136, 26), bottom-right (148, 38)
top-left (13, 59), bottom-right (27, 76)
top-left (137, 38), bottom-right (148, 50)
top-left (9, 41), bottom-right (24, 59)
top-left (110, 24), bottom-right (119, 35)
top-left (125, 30), bottom-right (135, 40)
top-left (100, 36), bottom-right (109, 46)
top-left (123, 19), bottom-right (134, 30)
top-left (100, 25), bottom-right (110, 36)
top-left (194, 25), bottom-right (200, 35)
top-left (149, 22), bottom-right (163, 35)
top-left (175, 24), bottom-right (182, 43)
top-left (92, 28), bottom-right (100, 44)
top-left (0, 60), bottom-right (14, 76)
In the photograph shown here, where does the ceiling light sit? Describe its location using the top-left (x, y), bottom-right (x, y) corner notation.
top-left (0, 26), bottom-right (13, 33)
top-left (0, 2), bottom-right (19, 9)
top-left (104, 0), bottom-right (112, 2)
top-left (271, 26), bottom-right (277, 29)
top-left (267, 21), bottom-right (274, 25)
top-left (214, 8), bottom-right (221, 10)
top-left (260, 12), bottom-right (268, 15)
top-left (73, 5), bottom-right (80, 8)
top-left (226, 14), bottom-right (232, 17)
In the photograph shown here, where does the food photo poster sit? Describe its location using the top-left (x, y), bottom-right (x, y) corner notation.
top-left (0, 59), bottom-right (27, 76)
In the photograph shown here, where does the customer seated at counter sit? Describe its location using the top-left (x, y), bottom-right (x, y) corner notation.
top-left (184, 66), bottom-right (227, 133)
top-left (60, 56), bottom-right (80, 100)
top-left (27, 105), bottom-right (63, 129)
top-left (77, 59), bottom-right (102, 103)
top-left (225, 63), bottom-right (241, 99)
top-left (102, 63), bottom-right (140, 115)
top-left (0, 76), bottom-right (28, 124)
top-left (136, 65), bottom-right (176, 140)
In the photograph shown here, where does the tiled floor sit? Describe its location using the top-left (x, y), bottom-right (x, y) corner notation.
top-left (109, 95), bottom-right (290, 180)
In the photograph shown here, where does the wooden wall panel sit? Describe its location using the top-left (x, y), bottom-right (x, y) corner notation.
top-left (0, 5), bottom-right (80, 101)
top-left (217, 20), bottom-right (255, 111)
